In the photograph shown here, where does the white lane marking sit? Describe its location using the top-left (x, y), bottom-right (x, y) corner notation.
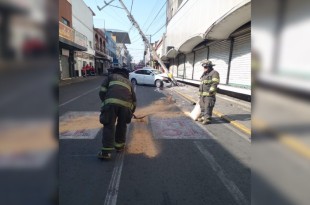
top-left (59, 111), bottom-right (101, 139)
top-left (103, 126), bottom-right (130, 205)
top-left (59, 87), bottom-right (99, 107)
top-left (194, 141), bottom-right (249, 205)
top-left (104, 151), bottom-right (125, 205)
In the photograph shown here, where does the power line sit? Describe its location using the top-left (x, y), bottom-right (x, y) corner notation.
top-left (130, 0), bottom-right (134, 14)
top-left (145, 0), bottom-right (167, 33)
top-left (151, 23), bottom-right (166, 36)
top-left (141, 0), bottom-right (162, 29)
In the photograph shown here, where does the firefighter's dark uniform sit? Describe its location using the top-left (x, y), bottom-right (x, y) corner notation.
top-left (99, 68), bottom-right (136, 156)
top-left (199, 62), bottom-right (220, 124)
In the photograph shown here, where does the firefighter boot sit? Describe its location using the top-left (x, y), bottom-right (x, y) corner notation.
top-left (97, 151), bottom-right (112, 160)
top-left (202, 118), bottom-right (211, 125)
top-left (115, 143), bottom-right (125, 152)
top-left (197, 117), bottom-right (204, 122)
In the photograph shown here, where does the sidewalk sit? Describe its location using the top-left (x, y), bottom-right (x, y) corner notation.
top-left (169, 84), bottom-right (251, 135)
top-left (59, 76), bottom-right (100, 87)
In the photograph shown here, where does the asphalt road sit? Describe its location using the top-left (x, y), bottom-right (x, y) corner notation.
top-left (59, 77), bottom-right (250, 205)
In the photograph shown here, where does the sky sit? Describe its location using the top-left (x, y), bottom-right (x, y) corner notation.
top-left (84, 0), bottom-right (167, 64)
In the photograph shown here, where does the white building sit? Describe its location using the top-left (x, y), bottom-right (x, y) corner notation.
top-left (162, 0), bottom-right (251, 96)
top-left (72, 0), bottom-right (95, 76)
top-left (116, 43), bottom-right (129, 67)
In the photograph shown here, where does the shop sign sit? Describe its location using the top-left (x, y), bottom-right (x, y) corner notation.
top-left (59, 22), bottom-right (74, 42)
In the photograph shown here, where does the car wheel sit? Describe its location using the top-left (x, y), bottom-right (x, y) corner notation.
top-left (155, 79), bottom-right (163, 88)
top-left (131, 78), bottom-right (138, 85)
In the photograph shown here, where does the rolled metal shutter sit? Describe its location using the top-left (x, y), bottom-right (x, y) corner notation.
top-left (208, 40), bottom-right (231, 84)
top-left (169, 59), bottom-right (178, 77)
top-left (229, 33), bottom-right (251, 88)
top-left (185, 52), bottom-right (194, 79)
top-left (177, 54), bottom-right (185, 78)
top-left (61, 55), bottom-right (70, 78)
top-left (193, 47), bottom-right (208, 80)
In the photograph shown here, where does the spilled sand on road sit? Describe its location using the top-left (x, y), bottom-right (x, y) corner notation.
top-left (127, 96), bottom-right (186, 157)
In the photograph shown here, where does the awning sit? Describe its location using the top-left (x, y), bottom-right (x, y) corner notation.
top-left (204, 0), bottom-right (251, 40)
top-left (160, 55), bottom-right (168, 61)
top-left (166, 48), bottom-right (178, 59)
top-left (59, 36), bottom-right (87, 51)
top-left (106, 30), bottom-right (131, 44)
top-left (177, 34), bottom-right (204, 53)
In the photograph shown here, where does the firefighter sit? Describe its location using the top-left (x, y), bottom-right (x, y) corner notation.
top-left (197, 60), bottom-right (220, 124)
top-left (98, 67), bottom-right (137, 160)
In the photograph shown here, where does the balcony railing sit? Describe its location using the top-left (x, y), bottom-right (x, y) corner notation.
top-left (59, 21), bottom-right (87, 48)
top-left (95, 44), bottom-right (106, 53)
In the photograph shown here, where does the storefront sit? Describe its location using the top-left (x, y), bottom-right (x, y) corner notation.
top-left (59, 22), bottom-right (87, 79)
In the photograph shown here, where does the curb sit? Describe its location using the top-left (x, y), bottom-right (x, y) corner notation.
top-left (173, 89), bottom-right (251, 135)
top-left (59, 76), bottom-right (100, 86)
top-left (253, 119), bottom-right (310, 160)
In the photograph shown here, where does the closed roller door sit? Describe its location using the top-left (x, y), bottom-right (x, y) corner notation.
top-left (169, 59), bottom-right (177, 77)
top-left (193, 47), bottom-right (208, 80)
top-left (208, 40), bottom-right (230, 84)
top-left (61, 55), bottom-right (70, 78)
top-left (177, 54), bottom-right (185, 78)
top-left (184, 52), bottom-right (194, 79)
top-left (229, 33), bottom-right (251, 88)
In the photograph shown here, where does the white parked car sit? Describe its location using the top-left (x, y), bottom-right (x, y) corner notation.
top-left (129, 67), bottom-right (169, 87)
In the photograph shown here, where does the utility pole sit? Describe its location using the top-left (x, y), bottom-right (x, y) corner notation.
top-left (98, 0), bottom-right (177, 84)
top-left (121, 0), bottom-right (175, 76)
top-left (117, 0), bottom-right (169, 71)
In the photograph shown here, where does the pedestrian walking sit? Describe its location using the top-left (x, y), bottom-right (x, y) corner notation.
top-left (98, 67), bottom-right (137, 160)
top-left (197, 60), bottom-right (220, 124)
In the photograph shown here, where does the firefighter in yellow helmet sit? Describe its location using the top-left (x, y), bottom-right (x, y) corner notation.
top-left (98, 67), bottom-right (136, 160)
top-left (197, 60), bottom-right (220, 124)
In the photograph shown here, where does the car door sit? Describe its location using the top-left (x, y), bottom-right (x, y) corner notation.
top-left (143, 70), bottom-right (155, 85)
top-left (133, 70), bottom-right (144, 84)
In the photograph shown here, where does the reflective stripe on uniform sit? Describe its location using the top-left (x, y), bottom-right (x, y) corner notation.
top-left (103, 98), bottom-right (134, 109)
top-left (100, 86), bottom-right (107, 92)
top-left (201, 80), bottom-right (212, 84)
top-left (212, 78), bottom-right (219, 83)
top-left (200, 92), bottom-right (216, 96)
top-left (114, 142), bottom-right (125, 148)
top-left (109, 81), bottom-right (131, 92)
top-left (102, 147), bottom-right (115, 151)
top-left (200, 92), bottom-right (210, 96)
top-left (209, 86), bottom-right (216, 92)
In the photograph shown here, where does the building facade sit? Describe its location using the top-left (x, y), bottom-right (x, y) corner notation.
top-left (94, 28), bottom-right (111, 75)
top-left (104, 30), bottom-right (118, 66)
top-left (71, 0), bottom-right (95, 76)
top-left (116, 43), bottom-right (129, 67)
top-left (59, 0), bottom-right (87, 79)
top-left (162, 0), bottom-right (251, 96)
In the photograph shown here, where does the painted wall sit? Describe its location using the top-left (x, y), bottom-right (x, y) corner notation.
top-left (71, 0), bottom-right (95, 56)
top-left (59, 0), bottom-right (72, 26)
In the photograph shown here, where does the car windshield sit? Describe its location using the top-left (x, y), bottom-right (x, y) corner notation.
top-left (151, 70), bottom-right (162, 75)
